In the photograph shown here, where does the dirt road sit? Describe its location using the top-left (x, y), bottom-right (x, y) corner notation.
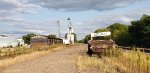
top-left (1, 44), bottom-right (87, 73)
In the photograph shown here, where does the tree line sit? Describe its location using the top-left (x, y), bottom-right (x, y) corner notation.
top-left (79, 14), bottom-right (150, 48)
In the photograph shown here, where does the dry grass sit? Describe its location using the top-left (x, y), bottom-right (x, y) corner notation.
top-left (76, 56), bottom-right (126, 73)
top-left (0, 51), bottom-right (50, 69)
top-left (111, 49), bottom-right (150, 73)
top-left (0, 44), bottom-right (64, 69)
top-left (77, 48), bottom-right (150, 73)
top-left (0, 44), bottom-right (64, 59)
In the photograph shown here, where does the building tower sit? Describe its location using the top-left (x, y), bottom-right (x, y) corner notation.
top-left (67, 17), bottom-right (74, 44)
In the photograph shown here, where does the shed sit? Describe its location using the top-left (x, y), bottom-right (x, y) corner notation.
top-left (30, 35), bottom-right (48, 47)
top-left (48, 38), bottom-right (63, 45)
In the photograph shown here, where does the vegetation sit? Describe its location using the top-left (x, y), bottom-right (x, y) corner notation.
top-left (0, 44), bottom-right (64, 69)
top-left (78, 34), bottom-right (91, 43)
top-left (79, 14), bottom-right (150, 48)
top-left (0, 51), bottom-right (50, 69)
top-left (0, 44), bottom-right (63, 60)
top-left (77, 56), bottom-right (124, 73)
top-left (22, 33), bottom-right (36, 45)
top-left (0, 35), bottom-right (7, 37)
top-left (129, 14), bottom-right (150, 48)
top-left (77, 48), bottom-right (150, 73)
top-left (79, 23), bottom-right (129, 45)
top-left (47, 34), bottom-right (57, 38)
top-left (104, 48), bottom-right (150, 73)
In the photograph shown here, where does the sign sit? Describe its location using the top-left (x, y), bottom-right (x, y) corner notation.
top-left (91, 32), bottom-right (111, 37)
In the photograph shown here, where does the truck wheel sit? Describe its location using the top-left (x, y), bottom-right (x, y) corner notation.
top-left (87, 49), bottom-right (93, 57)
top-left (87, 51), bottom-right (92, 57)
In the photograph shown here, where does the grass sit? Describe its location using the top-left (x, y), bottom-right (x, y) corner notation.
top-left (0, 51), bottom-right (50, 69)
top-left (77, 56), bottom-right (126, 73)
top-left (0, 44), bottom-right (64, 69)
top-left (77, 48), bottom-right (150, 73)
top-left (112, 49), bottom-right (150, 73)
top-left (0, 44), bottom-right (64, 59)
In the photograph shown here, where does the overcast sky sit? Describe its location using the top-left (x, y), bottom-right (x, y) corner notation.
top-left (0, 0), bottom-right (150, 40)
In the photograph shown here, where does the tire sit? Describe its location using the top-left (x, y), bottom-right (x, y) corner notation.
top-left (87, 50), bottom-right (92, 57)
top-left (87, 44), bottom-right (92, 56)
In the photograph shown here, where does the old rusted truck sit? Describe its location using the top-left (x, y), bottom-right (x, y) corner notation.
top-left (87, 32), bottom-right (116, 57)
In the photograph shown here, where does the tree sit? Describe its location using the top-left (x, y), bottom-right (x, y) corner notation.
top-left (94, 29), bottom-right (108, 33)
top-left (129, 14), bottom-right (150, 47)
top-left (78, 39), bottom-right (84, 43)
top-left (80, 23), bottom-right (131, 45)
top-left (81, 34), bottom-right (91, 44)
top-left (107, 23), bottom-right (130, 46)
top-left (22, 33), bottom-right (36, 45)
top-left (73, 33), bottom-right (78, 42)
top-left (0, 35), bottom-right (7, 37)
top-left (47, 34), bottom-right (57, 39)
top-left (107, 23), bottom-right (128, 40)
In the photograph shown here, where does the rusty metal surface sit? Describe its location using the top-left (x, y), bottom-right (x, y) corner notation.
top-left (89, 40), bottom-right (115, 53)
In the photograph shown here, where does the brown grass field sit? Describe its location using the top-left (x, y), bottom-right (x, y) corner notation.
top-left (76, 48), bottom-right (150, 73)
top-left (0, 44), bottom-right (64, 69)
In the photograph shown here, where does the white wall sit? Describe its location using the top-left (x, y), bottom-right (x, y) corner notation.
top-left (67, 34), bottom-right (74, 44)
top-left (0, 37), bottom-right (24, 48)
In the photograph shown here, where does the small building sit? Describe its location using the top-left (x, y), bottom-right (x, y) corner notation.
top-left (30, 35), bottom-right (48, 47)
top-left (30, 35), bottom-right (63, 47)
top-left (17, 39), bottom-right (24, 46)
top-left (48, 38), bottom-right (63, 45)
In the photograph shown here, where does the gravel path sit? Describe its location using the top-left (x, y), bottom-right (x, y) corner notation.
top-left (1, 44), bottom-right (87, 73)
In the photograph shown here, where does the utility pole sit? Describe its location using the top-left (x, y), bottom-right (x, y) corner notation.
top-left (57, 20), bottom-right (61, 38)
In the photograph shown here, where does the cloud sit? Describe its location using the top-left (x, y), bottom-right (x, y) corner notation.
top-left (0, 0), bottom-right (145, 22)
top-left (0, 0), bottom-right (149, 40)
top-left (26, 0), bottom-right (144, 11)
top-left (0, 0), bottom-right (41, 19)
top-left (73, 8), bottom-right (150, 39)
top-left (82, 8), bottom-right (150, 26)
top-left (0, 17), bottom-right (62, 36)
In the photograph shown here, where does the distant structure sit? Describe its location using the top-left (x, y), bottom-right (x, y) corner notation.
top-left (30, 35), bottom-right (48, 47)
top-left (30, 35), bottom-right (63, 47)
top-left (66, 17), bottom-right (75, 44)
top-left (0, 36), bottom-right (24, 48)
top-left (57, 20), bottom-right (61, 38)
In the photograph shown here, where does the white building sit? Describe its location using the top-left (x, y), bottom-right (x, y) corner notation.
top-left (62, 38), bottom-right (70, 45)
top-left (0, 36), bottom-right (24, 48)
top-left (17, 39), bottom-right (24, 46)
top-left (66, 18), bottom-right (75, 44)
top-left (67, 34), bottom-right (74, 44)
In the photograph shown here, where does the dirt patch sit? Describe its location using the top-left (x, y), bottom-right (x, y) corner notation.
top-left (1, 44), bottom-right (87, 73)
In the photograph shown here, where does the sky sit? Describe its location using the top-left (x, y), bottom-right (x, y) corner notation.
top-left (0, 0), bottom-right (150, 40)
